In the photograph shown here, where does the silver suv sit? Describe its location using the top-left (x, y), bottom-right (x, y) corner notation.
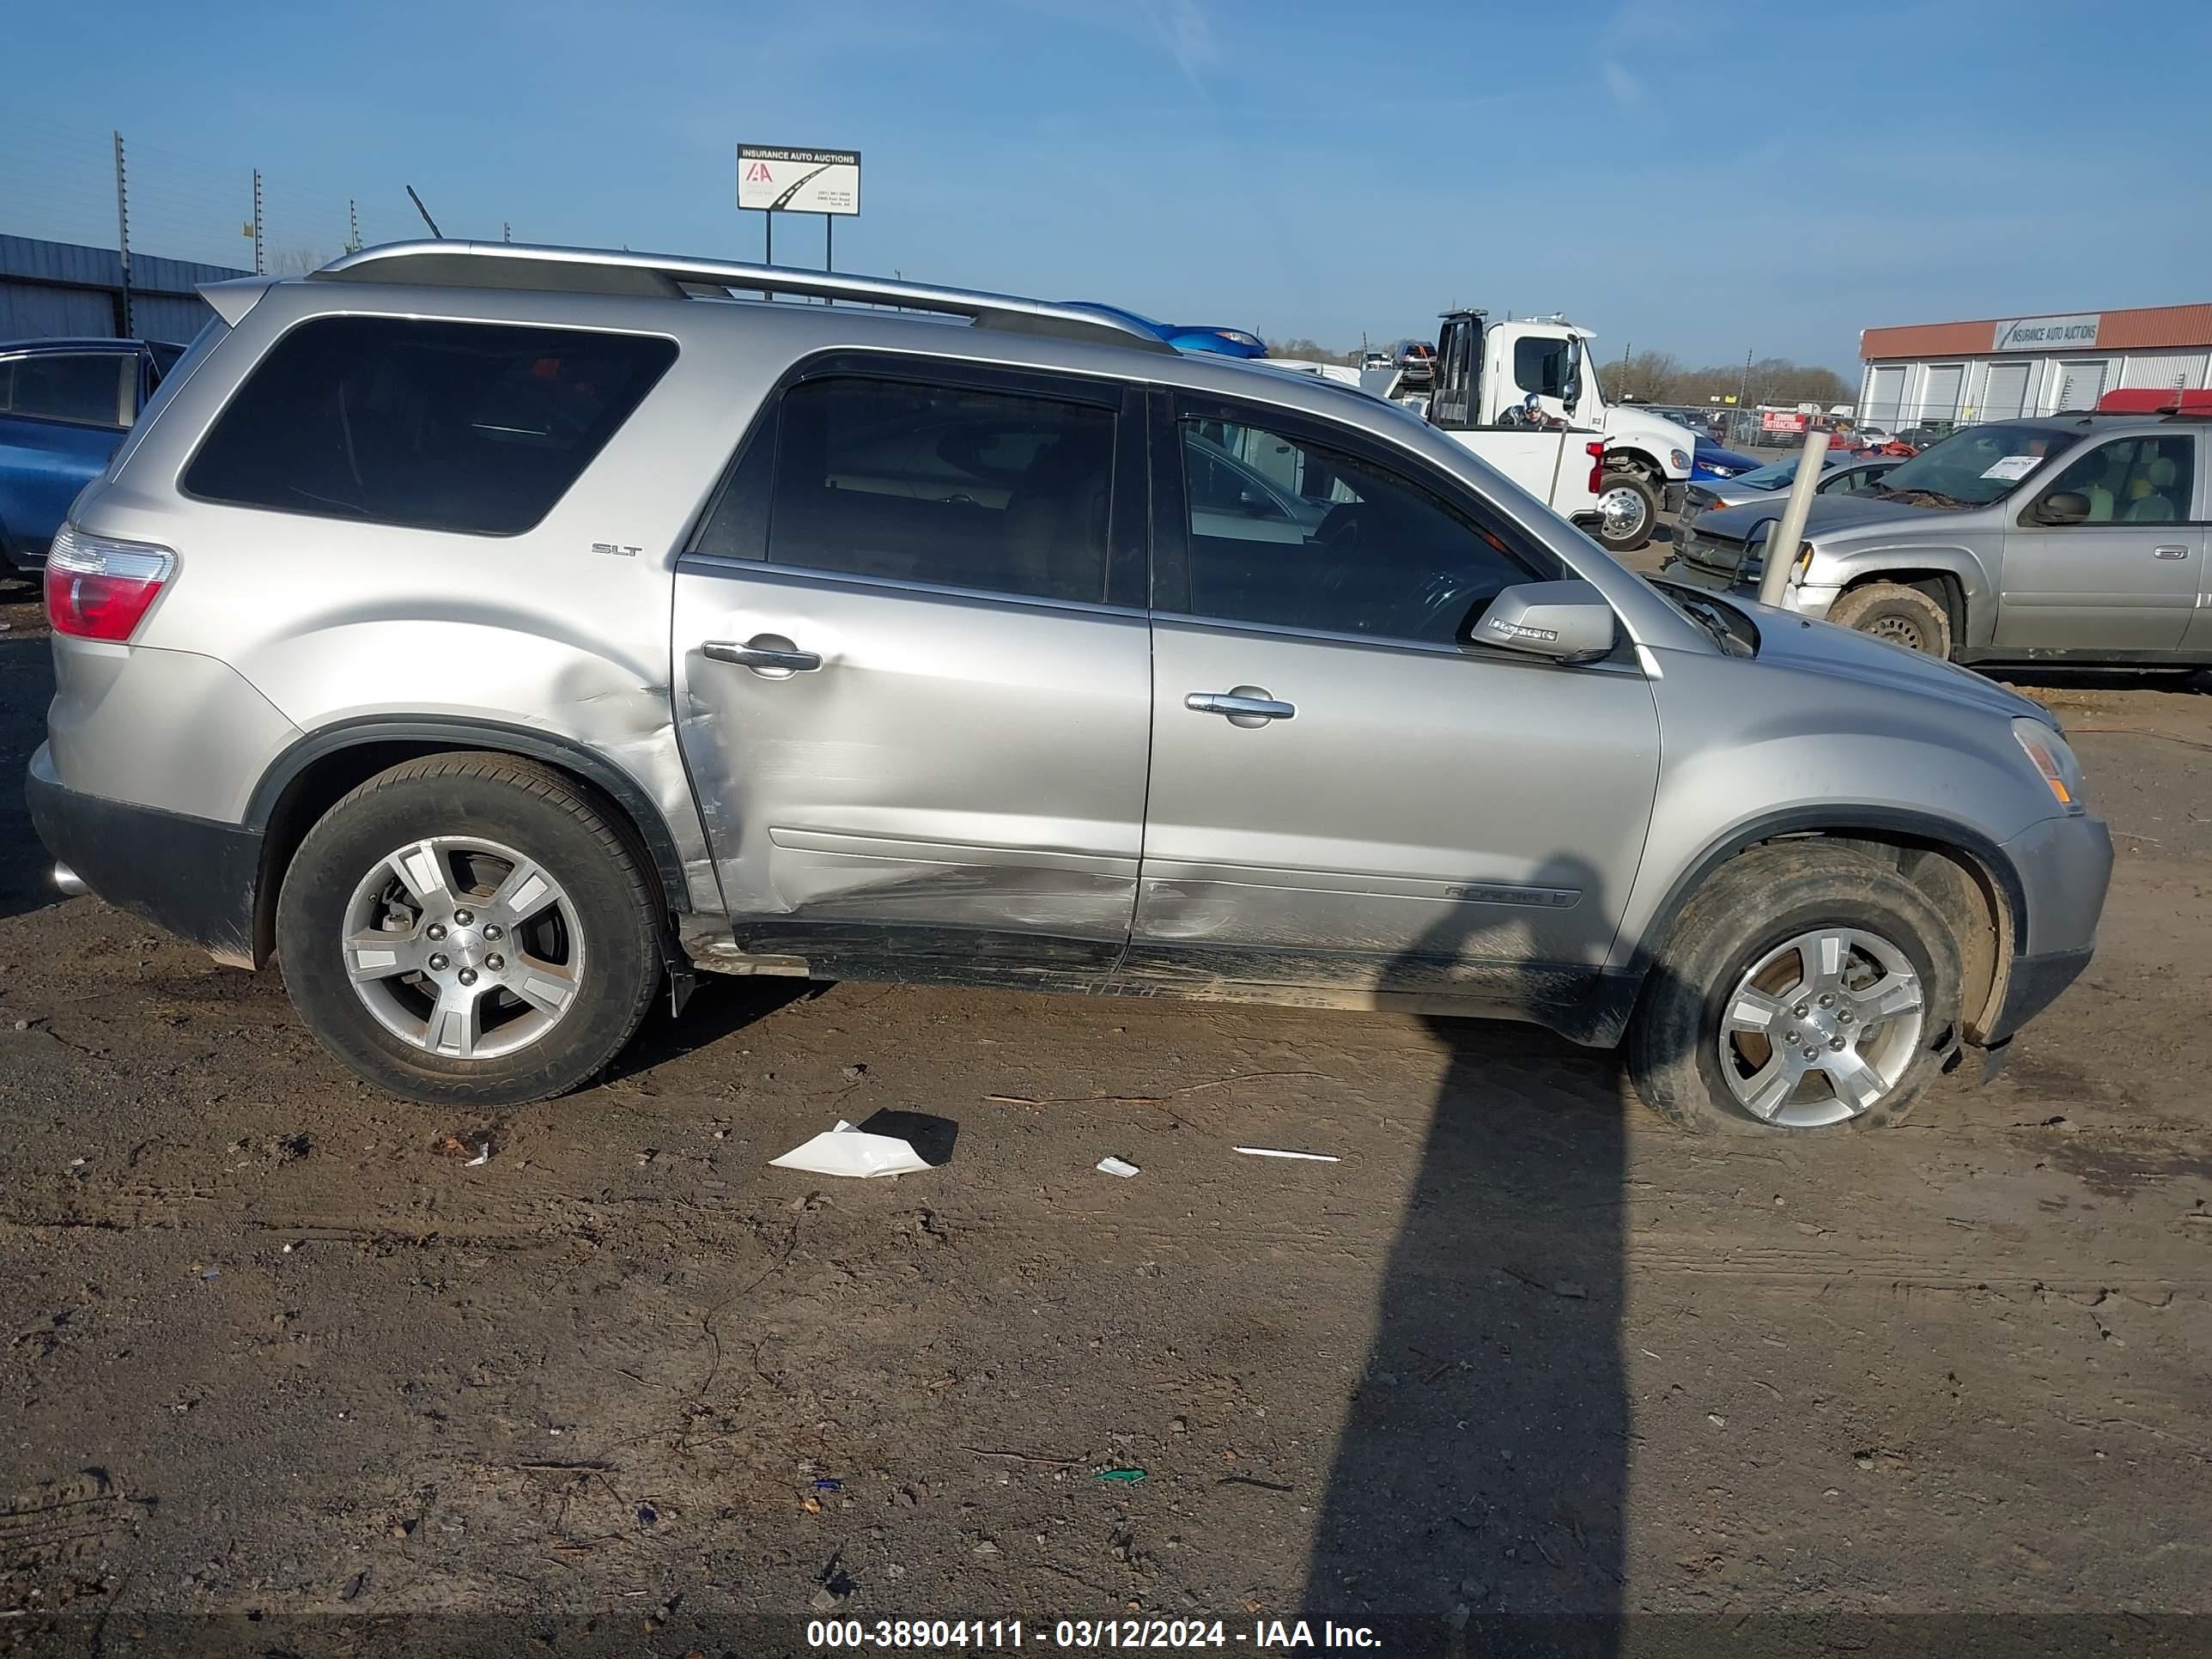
top-left (28, 241), bottom-right (2112, 1133)
top-left (1665, 414), bottom-right (2212, 664)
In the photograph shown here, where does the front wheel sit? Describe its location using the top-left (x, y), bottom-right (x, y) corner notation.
top-left (276, 754), bottom-right (664, 1106)
top-left (1592, 471), bottom-right (1657, 553)
top-left (1627, 842), bottom-right (1962, 1133)
top-left (1826, 580), bottom-right (1954, 657)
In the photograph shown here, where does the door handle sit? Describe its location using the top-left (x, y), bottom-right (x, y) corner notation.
top-left (2152, 545), bottom-right (2190, 560)
top-left (703, 635), bottom-right (823, 677)
top-left (1186, 687), bottom-right (1295, 727)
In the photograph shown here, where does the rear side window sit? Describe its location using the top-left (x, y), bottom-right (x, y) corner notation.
top-left (1, 353), bottom-right (131, 428)
top-left (757, 375), bottom-right (1115, 605)
top-left (182, 317), bottom-right (677, 535)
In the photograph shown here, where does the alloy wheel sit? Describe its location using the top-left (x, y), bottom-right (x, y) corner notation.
top-left (341, 836), bottom-right (585, 1060)
top-left (1717, 927), bottom-right (1926, 1127)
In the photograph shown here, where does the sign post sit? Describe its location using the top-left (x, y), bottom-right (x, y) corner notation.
top-left (738, 145), bottom-right (860, 281)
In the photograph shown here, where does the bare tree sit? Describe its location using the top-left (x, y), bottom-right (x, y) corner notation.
top-left (1269, 337), bottom-right (1361, 365)
top-left (270, 245), bottom-right (340, 276)
top-left (1610, 349), bottom-right (1683, 402)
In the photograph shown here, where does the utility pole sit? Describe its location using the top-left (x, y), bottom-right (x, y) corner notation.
top-left (346, 198), bottom-right (361, 254)
top-left (251, 168), bottom-right (264, 275)
top-left (112, 131), bottom-right (134, 337)
top-left (502, 221), bottom-right (512, 243)
top-left (1738, 347), bottom-right (1753, 410)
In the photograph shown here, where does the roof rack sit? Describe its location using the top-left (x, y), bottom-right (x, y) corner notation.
top-left (309, 240), bottom-right (1174, 354)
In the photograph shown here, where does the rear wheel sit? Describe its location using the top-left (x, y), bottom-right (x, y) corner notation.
top-left (276, 755), bottom-right (662, 1106)
top-left (1828, 580), bottom-right (1953, 658)
top-left (1593, 470), bottom-right (1657, 553)
top-left (1627, 842), bottom-right (1962, 1133)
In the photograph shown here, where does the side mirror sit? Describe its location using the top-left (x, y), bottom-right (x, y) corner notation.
top-left (1237, 489), bottom-right (1270, 517)
top-left (1470, 580), bottom-right (1618, 663)
top-left (2034, 491), bottom-right (2090, 526)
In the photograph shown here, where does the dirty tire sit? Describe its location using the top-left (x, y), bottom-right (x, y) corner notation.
top-left (1827, 580), bottom-right (1953, 658)
top-left (1594, 469), bottom-right (1658, 555)
top-left (276, 754), bottom-right (662, 1107)
top-left (1627, 841), bottom-right (1962, 1135)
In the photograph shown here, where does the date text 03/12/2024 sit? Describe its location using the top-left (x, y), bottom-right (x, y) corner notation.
top-left (805, 1619), bottom-right (1382, 1650)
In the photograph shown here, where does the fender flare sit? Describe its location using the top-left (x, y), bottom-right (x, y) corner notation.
top-left (243, 714), bottom-right (692, 915)
top-left (1820, 544), bottom-right (1992, 645)
top-left (1624, 804), bottom-right (2028, 974)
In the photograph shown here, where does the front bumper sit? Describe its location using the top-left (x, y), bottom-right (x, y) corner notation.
top-left (27, 744), bottom-right (264, 965)
top-left (1977, 811), bottom-right (2112, 1060)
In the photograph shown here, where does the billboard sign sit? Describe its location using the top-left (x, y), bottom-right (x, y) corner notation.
top-left (1760, 410), bottom-right (1808, 434)
top-left (1991, 313), bottom-right (2100, 352)
top-left (738, 146), bottom-right (860, 216)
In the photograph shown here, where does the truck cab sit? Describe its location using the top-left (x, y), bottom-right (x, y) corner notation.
top-left (1426, 309), bottom-right (1694, 552)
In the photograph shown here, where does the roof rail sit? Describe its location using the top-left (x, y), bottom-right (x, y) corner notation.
top-left (310, 240), bottom-right (1174, 354)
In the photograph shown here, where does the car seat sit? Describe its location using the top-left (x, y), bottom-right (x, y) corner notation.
top-left (2121, 455), bottom-right (2179, 523)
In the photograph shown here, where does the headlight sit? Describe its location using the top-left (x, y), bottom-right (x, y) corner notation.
top-left (1790, 542), bottom-right (1815, 582)
top-left (2012, 717), bottom-right (2086, 813)
top-left (1669, 448), bottom-right (1690, 471)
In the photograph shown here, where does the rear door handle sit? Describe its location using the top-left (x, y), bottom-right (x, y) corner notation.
top-left (703, 635), bottom-right (823, 677)
top-left (2152, 545), bottom-right (2190, 560)
top-left (1186, 687), bottom-right (1295, 726)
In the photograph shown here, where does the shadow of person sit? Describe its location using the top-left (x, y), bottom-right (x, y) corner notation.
top-left (1304, 855), bottom-right (1641, 1657)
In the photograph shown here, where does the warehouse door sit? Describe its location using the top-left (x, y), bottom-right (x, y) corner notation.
top-left (1920, 364), bottom-right (1965, 425)
top-left (1864, 366), bottom-right (1905, 425)
top-left (1982, 361), bottom-right (2031, 422)
top-left (2056, 360), bottom-right (2109, 412)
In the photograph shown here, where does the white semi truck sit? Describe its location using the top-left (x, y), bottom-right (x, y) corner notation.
top-left (1425, 308), bottom-right (1696, 553)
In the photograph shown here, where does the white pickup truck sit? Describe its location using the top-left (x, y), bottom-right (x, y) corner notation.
top-left (1424, 309), bottom-right (1696, 552)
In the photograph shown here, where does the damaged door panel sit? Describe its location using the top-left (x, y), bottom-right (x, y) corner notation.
top-left (670, 363), bottom-right (1152, 979)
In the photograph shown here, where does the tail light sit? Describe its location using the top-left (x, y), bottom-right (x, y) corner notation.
top-left (1586, 441), bottom-right (1606, 497)
top-left (45, 525), bottom-right (175, 641)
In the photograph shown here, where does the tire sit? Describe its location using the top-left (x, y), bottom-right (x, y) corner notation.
top-left (1626, 842), bottom-right (1962, 1135)
top-left (1593, 470), bottom-right (1657, 554)
top-left (276, 754), bottom-right (663, 1107)
top-left (1827, 580), bottom-right (1954, 658)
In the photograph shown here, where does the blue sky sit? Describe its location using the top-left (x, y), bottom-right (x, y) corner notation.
top-left (10, 0), bottom-right (2211, 374)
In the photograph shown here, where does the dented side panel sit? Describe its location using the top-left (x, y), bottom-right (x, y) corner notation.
top-left (672, 561), bottom-right (1151, 963)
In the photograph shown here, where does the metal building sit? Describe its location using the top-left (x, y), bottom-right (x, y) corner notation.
top-left (0, 234), bottom-right (248, 343)
top-left (1857, 302), bottom-right (2212, 433)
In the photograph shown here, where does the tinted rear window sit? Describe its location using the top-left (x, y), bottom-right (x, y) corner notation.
top-left (182, 317), bottom-right (677, 535)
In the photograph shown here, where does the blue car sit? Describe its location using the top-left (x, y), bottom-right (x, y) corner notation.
top-left (1062, 301), bottom-right (1266, 358)
top-left (1, 337), bottom-right (183, 572)
top-left (1691, 434), bottom-right (1762, 483)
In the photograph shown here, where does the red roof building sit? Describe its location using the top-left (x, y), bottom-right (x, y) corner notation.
top-left (1856, 301), bottom-right (2212, 430)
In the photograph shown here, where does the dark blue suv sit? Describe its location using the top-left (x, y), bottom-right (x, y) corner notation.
top-left (1, 337), bottom-right (183, 572)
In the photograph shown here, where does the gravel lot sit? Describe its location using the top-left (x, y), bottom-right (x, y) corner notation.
top-left (2, 563), bottom-right (2208, 1658)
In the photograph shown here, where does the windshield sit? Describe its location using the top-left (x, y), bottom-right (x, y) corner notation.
top-left (1726, 455), bottom-right (1806, 491)
top-left (1874, 422), bottom-right (2077, 507)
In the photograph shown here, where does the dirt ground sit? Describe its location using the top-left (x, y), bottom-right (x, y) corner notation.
top-left (1, 565), bottom-right (2208, 1659)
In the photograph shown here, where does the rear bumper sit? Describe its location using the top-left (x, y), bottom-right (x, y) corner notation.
top-left (27, 744), bottom-right (263, 965)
